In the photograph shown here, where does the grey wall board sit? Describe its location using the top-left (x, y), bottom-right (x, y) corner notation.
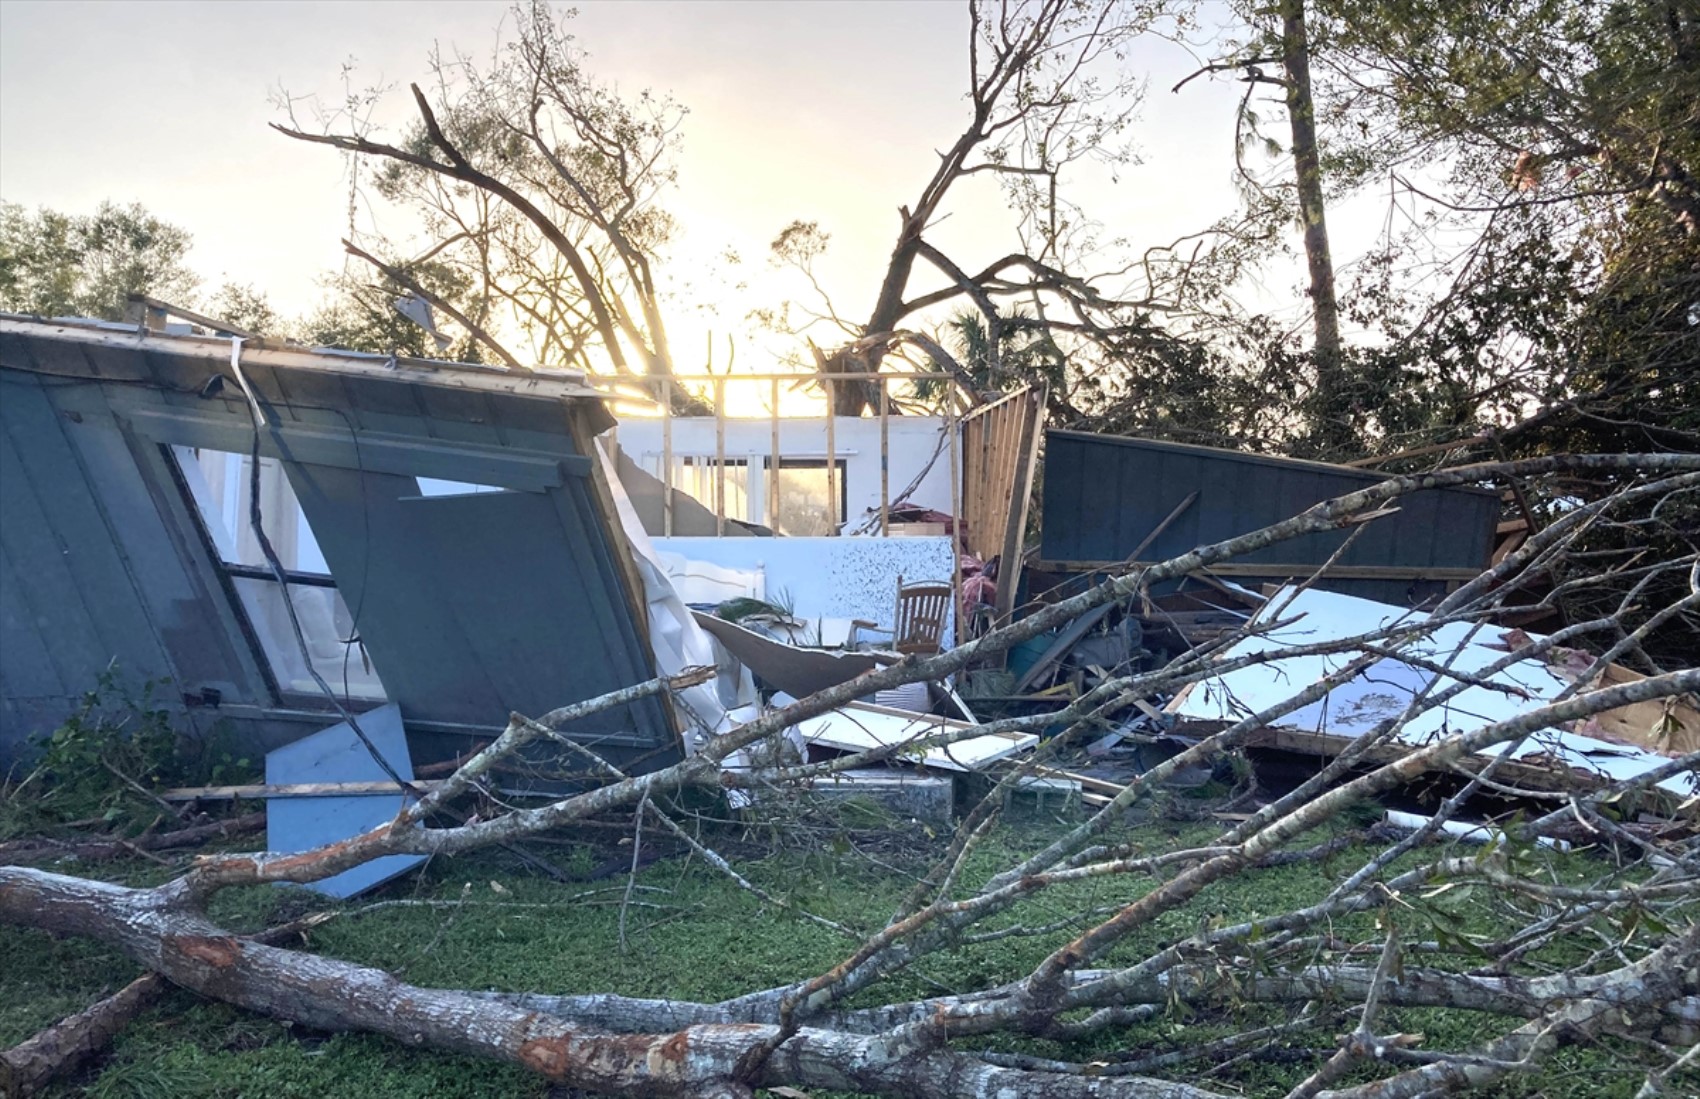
top-left (0, 543), bottom-right (67, 700)
top-left (1040, 431), bottom-right (1500, 604)
top-left (0, 383), bottom-right (173, 690)
top-left (288, 461), bottom-right (669, 746)
top-left (68, 407), bottom-right (271, 704)
top-left (396, 487), bottom-right (662, 740)
top-left (264, 703), bottom-right (423, 899)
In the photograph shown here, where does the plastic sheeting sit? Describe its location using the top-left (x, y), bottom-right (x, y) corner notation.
top-left (594, 437), bottom-right (756, 752)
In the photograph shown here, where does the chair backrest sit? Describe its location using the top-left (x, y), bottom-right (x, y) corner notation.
top-left (893, 576), bottom-right (953, 656)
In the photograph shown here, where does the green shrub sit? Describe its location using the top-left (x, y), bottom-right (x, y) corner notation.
top-left (1, 668), bottom-right (253, 838)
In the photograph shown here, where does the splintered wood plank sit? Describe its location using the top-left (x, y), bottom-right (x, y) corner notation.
top-left (161, 779), bottom-right (444, 801)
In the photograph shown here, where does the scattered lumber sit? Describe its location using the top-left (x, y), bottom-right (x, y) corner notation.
top-left (0, 812), bottom-right (265, 865)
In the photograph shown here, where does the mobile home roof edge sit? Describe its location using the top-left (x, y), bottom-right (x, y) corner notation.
top-left (0, 313), bottom-right (605, 403)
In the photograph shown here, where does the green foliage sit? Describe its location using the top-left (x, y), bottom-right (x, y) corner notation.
top-left (1309, 0), bottom-right (1700, 449)
top-left (203, 281), bottom-right (282, 336)
top-left (1, 670), bottom-right (254, 839)
top-left (3, 671), bottom-right (178, 835)
top-left (303, 0), bottom-right (686, 373)
top-left (914, 309), bottom-right (1072, 408)
top-left (300, 266), bottom-right (480, 360)
top-left (0, 201), bottom-right (198, 321)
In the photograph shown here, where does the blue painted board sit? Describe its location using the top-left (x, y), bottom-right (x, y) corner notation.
top-left (264, 703), bottom-right (423, 899)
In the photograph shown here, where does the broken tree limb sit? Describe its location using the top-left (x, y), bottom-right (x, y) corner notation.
top-left (1313, 928), bottom-right (1700, 1099)
top-left (341, 239), bottom-right (529, 371)
top-left (158, 457), bottom-right (1692, 896)
top-left (1, 973), bottom-right (163, 1098)
top-left (0, 910), bottom-right (331, 1097)
top-left (0, 811), bottom-right (265, 864)
top-left (159, 782), bottom-right (445, 802)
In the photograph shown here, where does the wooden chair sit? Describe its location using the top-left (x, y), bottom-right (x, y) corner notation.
top-left (851, 574), bottom-right (953, 656)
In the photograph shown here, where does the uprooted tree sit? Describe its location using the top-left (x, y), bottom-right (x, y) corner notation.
top-left (5, 452), bottom-right (1699, 1098)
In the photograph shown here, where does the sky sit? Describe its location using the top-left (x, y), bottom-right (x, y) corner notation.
top-left (0, 0), bottom-right (1323, 373)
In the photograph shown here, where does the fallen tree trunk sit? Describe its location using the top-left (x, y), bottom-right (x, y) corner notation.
top-left (0, 866), bottom-right (1225, 1099)
top-left (6, 864), bottom-right (1695, 1097)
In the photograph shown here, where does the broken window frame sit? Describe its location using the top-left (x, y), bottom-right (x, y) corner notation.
top-left (98, 383), bottom-right (674, 759)
top-left (661, 455), bottom-right (847, 534)
top-left (764, 456), bottom-right (848, 536)
top-left (163, 444), bottom-right (388, 706)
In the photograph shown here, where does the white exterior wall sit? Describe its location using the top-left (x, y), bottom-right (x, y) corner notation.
top-left (653, 535), bottom-right (956, 646)
top-left (612, 415), bottom-right (956, 531)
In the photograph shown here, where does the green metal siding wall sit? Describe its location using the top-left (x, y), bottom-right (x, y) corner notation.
top-left (1040, 431), bottom-right (1500, 604)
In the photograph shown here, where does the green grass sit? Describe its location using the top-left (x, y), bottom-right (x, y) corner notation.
top-left (4, 817), bottom-right (1693, 1098)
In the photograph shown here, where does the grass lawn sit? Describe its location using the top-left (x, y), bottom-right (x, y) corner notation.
top-left (2, 812), bottom-right (1691, 1098)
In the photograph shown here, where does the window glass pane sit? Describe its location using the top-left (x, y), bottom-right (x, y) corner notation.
top-left (171, 446), bottom-right (328, 574)
top-left (772, 464), bottom-right (841, 535)
top-left (230, 578), bottom-right (386, 700)
top-left (674, 458), bottom-right (751, 522)
top-left (168, 444), bottom-right (385, 703)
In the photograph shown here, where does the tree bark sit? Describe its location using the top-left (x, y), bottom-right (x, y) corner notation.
top-left (1, 975), bottom-right (164, 1097)
top-left (1281, 0), bottom-right (1348, 452)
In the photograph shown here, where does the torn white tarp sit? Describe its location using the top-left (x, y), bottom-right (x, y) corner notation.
top-left (595, 437), bottom-right (756, 750)
top-left (1170, 587), bottom-right (1696, 798)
